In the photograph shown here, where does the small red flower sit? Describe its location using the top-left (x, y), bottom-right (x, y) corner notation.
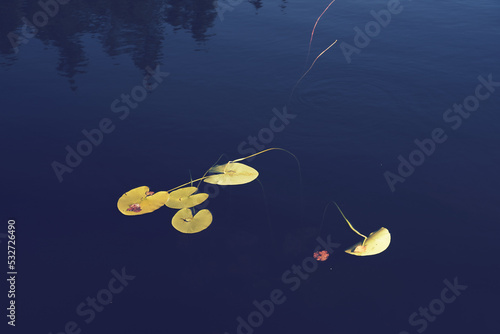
top-left (353, 245), bottom-right (366, 253)
top-left (126, 203), bottom-right (142, 212)
top-left (313, 250), bottom-right (329, 261)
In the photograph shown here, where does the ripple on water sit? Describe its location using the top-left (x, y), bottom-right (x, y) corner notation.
top-left (287, 61), bottom-right (454, 151)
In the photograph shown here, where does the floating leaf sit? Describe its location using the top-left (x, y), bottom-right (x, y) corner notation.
top-left (330, 202), bottom-right (391, 256)
top-left (172, 208), bottom-right (213, 233)
top-left (117, 186), bottom-right (169, 216)
top-left (165, 187), bottom-right (209, 209)
top-left (203, 162), bottom-right (258, 185)
top-left (345, 227), bottom-right (391, 256)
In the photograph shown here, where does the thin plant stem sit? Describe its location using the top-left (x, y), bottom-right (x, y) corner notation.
top-left (167, 177), bottom-right (208, 193)
top-left (291, 40), bottom-right (337, 100)
top-left (333, 202), bottom-right (368, 243)
top-left (319, 201), bottom-right (368, 245)
top-left (195, 154), bottom-right (226, 190)
top-left (305, 0), bottom-right (337, 67)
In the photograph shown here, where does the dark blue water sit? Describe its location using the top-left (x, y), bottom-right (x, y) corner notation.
top-left (2, 0), bottom-right (499, 333)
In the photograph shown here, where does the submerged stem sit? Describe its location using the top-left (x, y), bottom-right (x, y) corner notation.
top-left (232, 147), bottom-right (303, 215)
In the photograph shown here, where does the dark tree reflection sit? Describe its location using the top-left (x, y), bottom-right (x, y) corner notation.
top-left (0, 0), bottom-right (287, 88)
top-left (164, 0), bottom-right (216, 42)
top-left (249, 0), bottom-right (263, 12)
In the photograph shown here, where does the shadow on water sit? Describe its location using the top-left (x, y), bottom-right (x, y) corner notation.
top-left (0, 0), bottom-right (286, 90)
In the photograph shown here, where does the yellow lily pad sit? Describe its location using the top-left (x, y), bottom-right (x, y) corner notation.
top-left (117, 186), bottom-right (169, 216)
top-left (203, 162), bottom-right (259, 185)
top-left (345, 227), bottom-right (391, 256)
top-left (172, 208), bottom-right (213, 233)
top-left (165, 187), bottom-right (209, 209)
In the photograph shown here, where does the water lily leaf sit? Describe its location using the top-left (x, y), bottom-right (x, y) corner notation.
top-left (345, 227), bottom-right (391, 256)
top-left (117, 186), bottom-right (169, 216)
top-left (172, 208), bottom-right (212, 234)
top-left (203, 162), bottom-right (258, 185)
top-left (165, 187), bottom-right (209, 209)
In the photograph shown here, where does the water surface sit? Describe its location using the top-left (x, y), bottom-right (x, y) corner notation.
top-left (1, 1), bottom-right (499, 333)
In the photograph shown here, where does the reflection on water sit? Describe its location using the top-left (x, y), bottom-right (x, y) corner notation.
top-left (0, 0), bottom-right (286, 89)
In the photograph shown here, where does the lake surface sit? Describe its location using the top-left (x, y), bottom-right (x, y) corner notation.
top-left (1, 0), bottom-right (499, 333)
